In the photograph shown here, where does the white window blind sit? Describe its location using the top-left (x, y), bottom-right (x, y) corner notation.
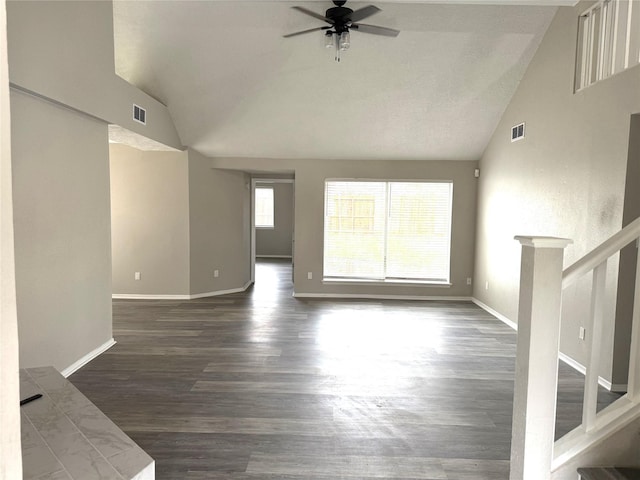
top-left (324, 181), bottom-right (453, 282)
top-left (255, 187), bottom-right (274, 228)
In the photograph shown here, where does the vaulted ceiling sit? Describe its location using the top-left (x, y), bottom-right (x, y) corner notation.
top-left (112, 1), bottom-right (569, 160)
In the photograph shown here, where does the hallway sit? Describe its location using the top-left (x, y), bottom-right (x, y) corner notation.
top-left (70, 259), bottom-right (617, 479)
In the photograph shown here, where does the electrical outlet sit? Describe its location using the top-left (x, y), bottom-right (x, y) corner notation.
top-left (214, 269), bottom-right (219, 278)
top-left (134, 272), bottom-right (141, 281)
top-left (466, 277), bottom-right (472, 285)
top-left (485, 281), bottom-right (489, 290)
top-left (307, 272), bottom-right (313, 280)
top-left (579, 327), bottom-right (586, 340)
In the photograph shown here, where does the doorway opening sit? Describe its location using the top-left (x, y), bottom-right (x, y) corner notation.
top-left (251, 178), bottom-right (295, 286)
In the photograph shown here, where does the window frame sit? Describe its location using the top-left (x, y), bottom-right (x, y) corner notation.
top-left (254, 186), bottom-right (275, 229)
top-left (322, 179), bottom-right (453, 286)
top-left (575, 0), bottom-right (640, 91)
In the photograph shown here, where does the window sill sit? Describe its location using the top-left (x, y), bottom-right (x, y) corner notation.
top-left (322, 278), bottom-right (452, 288)
top-left (256, 226), bottom-right (275, 230)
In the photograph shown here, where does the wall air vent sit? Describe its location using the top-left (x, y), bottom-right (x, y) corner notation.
top-left (511, 122), bottom-right (525, 142)
top-left (133, 104), bottom-right (146, 125)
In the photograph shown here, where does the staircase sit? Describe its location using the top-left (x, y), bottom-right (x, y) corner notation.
top-left (510, 217), bottom-right (640, 480)
top-left (578, 467), bottom-right (640, 479)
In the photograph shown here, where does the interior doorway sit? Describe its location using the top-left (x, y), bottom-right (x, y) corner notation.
top-left (250, 178), bottom-right (295, 284)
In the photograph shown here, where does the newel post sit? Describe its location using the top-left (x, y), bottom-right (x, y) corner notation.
top-left (510, 236), bottom-right (572, 480)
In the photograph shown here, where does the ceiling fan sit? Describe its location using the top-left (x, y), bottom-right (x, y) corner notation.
top-left (284, 0), bottom-right (400, 62)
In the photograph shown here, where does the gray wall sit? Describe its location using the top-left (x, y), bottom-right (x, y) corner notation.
top-left (612, 114), bottom-right (640, 385)
top-left (6, 0), bottom-right (181, 149)
top-left (474, 2), bottom-right (640, 382)
top-left (256, 182), bottom-right (294, 257)
top-left (12, 89), bottom-right (113, 370)
top-left (214, 157), bottom-right (478, 298)
top-left (5, 0), bottom-right (183, 373)
top-left (188, 149), bottom-right (251, 296)
top-left (110, 144), bottom-right (190, 296)
top-left (110, 146), bottom-right (251, 297)
top-left (1, 0), bottom-right (22, 473)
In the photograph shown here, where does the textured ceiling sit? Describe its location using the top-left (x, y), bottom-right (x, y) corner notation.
top-left (108, 125), bottom-right (180, 151)
top-left (113, 1), bottom-right (559, 160)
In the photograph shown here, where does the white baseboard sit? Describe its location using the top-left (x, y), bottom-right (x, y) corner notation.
top-left (256, 255), bottom-right (292, 259)
top-left (472, 297), bottom-right (518, 330)
top-left (559, 352), bottom-right (627, 392)
top-left (293, 292), bottom-right (472, 302)
top-left (112, 293), bottom-right (191, 300)
top-left (472, 297), bottom-right (625, 392)
top-left (61, 338), bottom-right (116, 378)
top-left (113, 281), bottom-right (253, 300)
top-left (189, 281), bottom-right (253, 299)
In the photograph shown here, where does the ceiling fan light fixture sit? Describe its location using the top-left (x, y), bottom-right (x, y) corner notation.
top-left (339, 31), bottom-right (350, 50)
top-left (325, 31), bottom-right (335, 48)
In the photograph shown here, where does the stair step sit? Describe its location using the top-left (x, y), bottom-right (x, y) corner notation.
top-left (578, 468), bottom-right (640, 480)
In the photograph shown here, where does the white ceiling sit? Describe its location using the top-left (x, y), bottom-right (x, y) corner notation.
top-left (113, 1), bottom-right (561, 160)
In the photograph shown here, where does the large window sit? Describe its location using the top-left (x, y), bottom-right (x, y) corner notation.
top-left (255, 187), bottom-right (274, 228)
top-left (323, 181), bottom-right (453, 283)
top-left (576, 0), bottom-right (640, 91)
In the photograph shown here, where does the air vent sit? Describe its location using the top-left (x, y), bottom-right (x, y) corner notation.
top-left (133, 104), bottom-right (146, 125)
top-left (511, 122), bottom-right (525, 142)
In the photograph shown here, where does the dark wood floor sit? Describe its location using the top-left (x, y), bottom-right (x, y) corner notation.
top-left (70, 259), bottom-right (619, 480)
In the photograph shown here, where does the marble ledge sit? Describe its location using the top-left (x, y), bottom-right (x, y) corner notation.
top-left (20, 367), bottom-right (154, 480)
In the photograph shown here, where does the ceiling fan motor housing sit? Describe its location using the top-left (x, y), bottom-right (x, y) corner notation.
top-left (326, 6), bottom-right (353, 33)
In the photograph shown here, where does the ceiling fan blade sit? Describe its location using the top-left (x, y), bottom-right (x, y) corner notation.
top-left (283, 26), bottom-right (330, 38)
top-left (291, 6), bottom-right (333, 24)
top-left (351, 23), bottom-right (400, 37)
top-left (349, 5), bottom-right (381, 23)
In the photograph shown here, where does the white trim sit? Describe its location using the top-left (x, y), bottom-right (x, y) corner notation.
top-left (472, 297), bottom-right (518, 330)
top-left (61, 338), bottom-right (116, 378)
top-left (559, 352), bottom-right (628, 392)
top-left (323, 279), bottom-right (452, 287)
top-left (515, 236), bottom-right (573, 249)
top-left (256, 255), bottom-right (292, 259)
top-left (472, 297), bottom-right (625, 392)
top-left (254, 178), bottom-right (294, 184)
top-left (189, 282), bottom-right (253, 299)
top-left (293, 292), bottom-right (472, 302)
top-left (112, 293), bottom-right (191, 300)
top-left (112, 281), bottom-right (253, 301)
top-left (553, 396), bottom-right (640, 470)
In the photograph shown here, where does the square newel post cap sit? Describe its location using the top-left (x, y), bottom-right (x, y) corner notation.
top-left (515, 236), bottom-right (573, 249)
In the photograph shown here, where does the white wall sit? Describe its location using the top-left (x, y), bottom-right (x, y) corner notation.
top-left (474, 2), bottom-right (640, 383)
top-left (110, 144), bottom-right (190, 296)
top-left (256, 182), bottom-right (294, 257)
top-left (11, 90), bottom-right (113, 371)
top-left (0, 0), bottom-right (22, 475)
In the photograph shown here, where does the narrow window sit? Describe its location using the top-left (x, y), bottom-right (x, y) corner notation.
top-left (255, 187), bottom-right (274, 228)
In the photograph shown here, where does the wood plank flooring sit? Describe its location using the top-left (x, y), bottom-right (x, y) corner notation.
top-left (70, 259), bottom-right (620, 479)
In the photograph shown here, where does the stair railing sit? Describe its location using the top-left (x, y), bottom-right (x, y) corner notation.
top-left (509, 216), bottom-right (640, 480)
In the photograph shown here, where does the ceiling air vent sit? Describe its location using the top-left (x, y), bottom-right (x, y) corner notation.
top-left (133, 104), bottom-right (146, 125)
top-left (511, 122), bottom-right (525, 142)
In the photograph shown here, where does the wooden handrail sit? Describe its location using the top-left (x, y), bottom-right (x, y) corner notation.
top-left (562, 216), bottom-right (640, 288)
